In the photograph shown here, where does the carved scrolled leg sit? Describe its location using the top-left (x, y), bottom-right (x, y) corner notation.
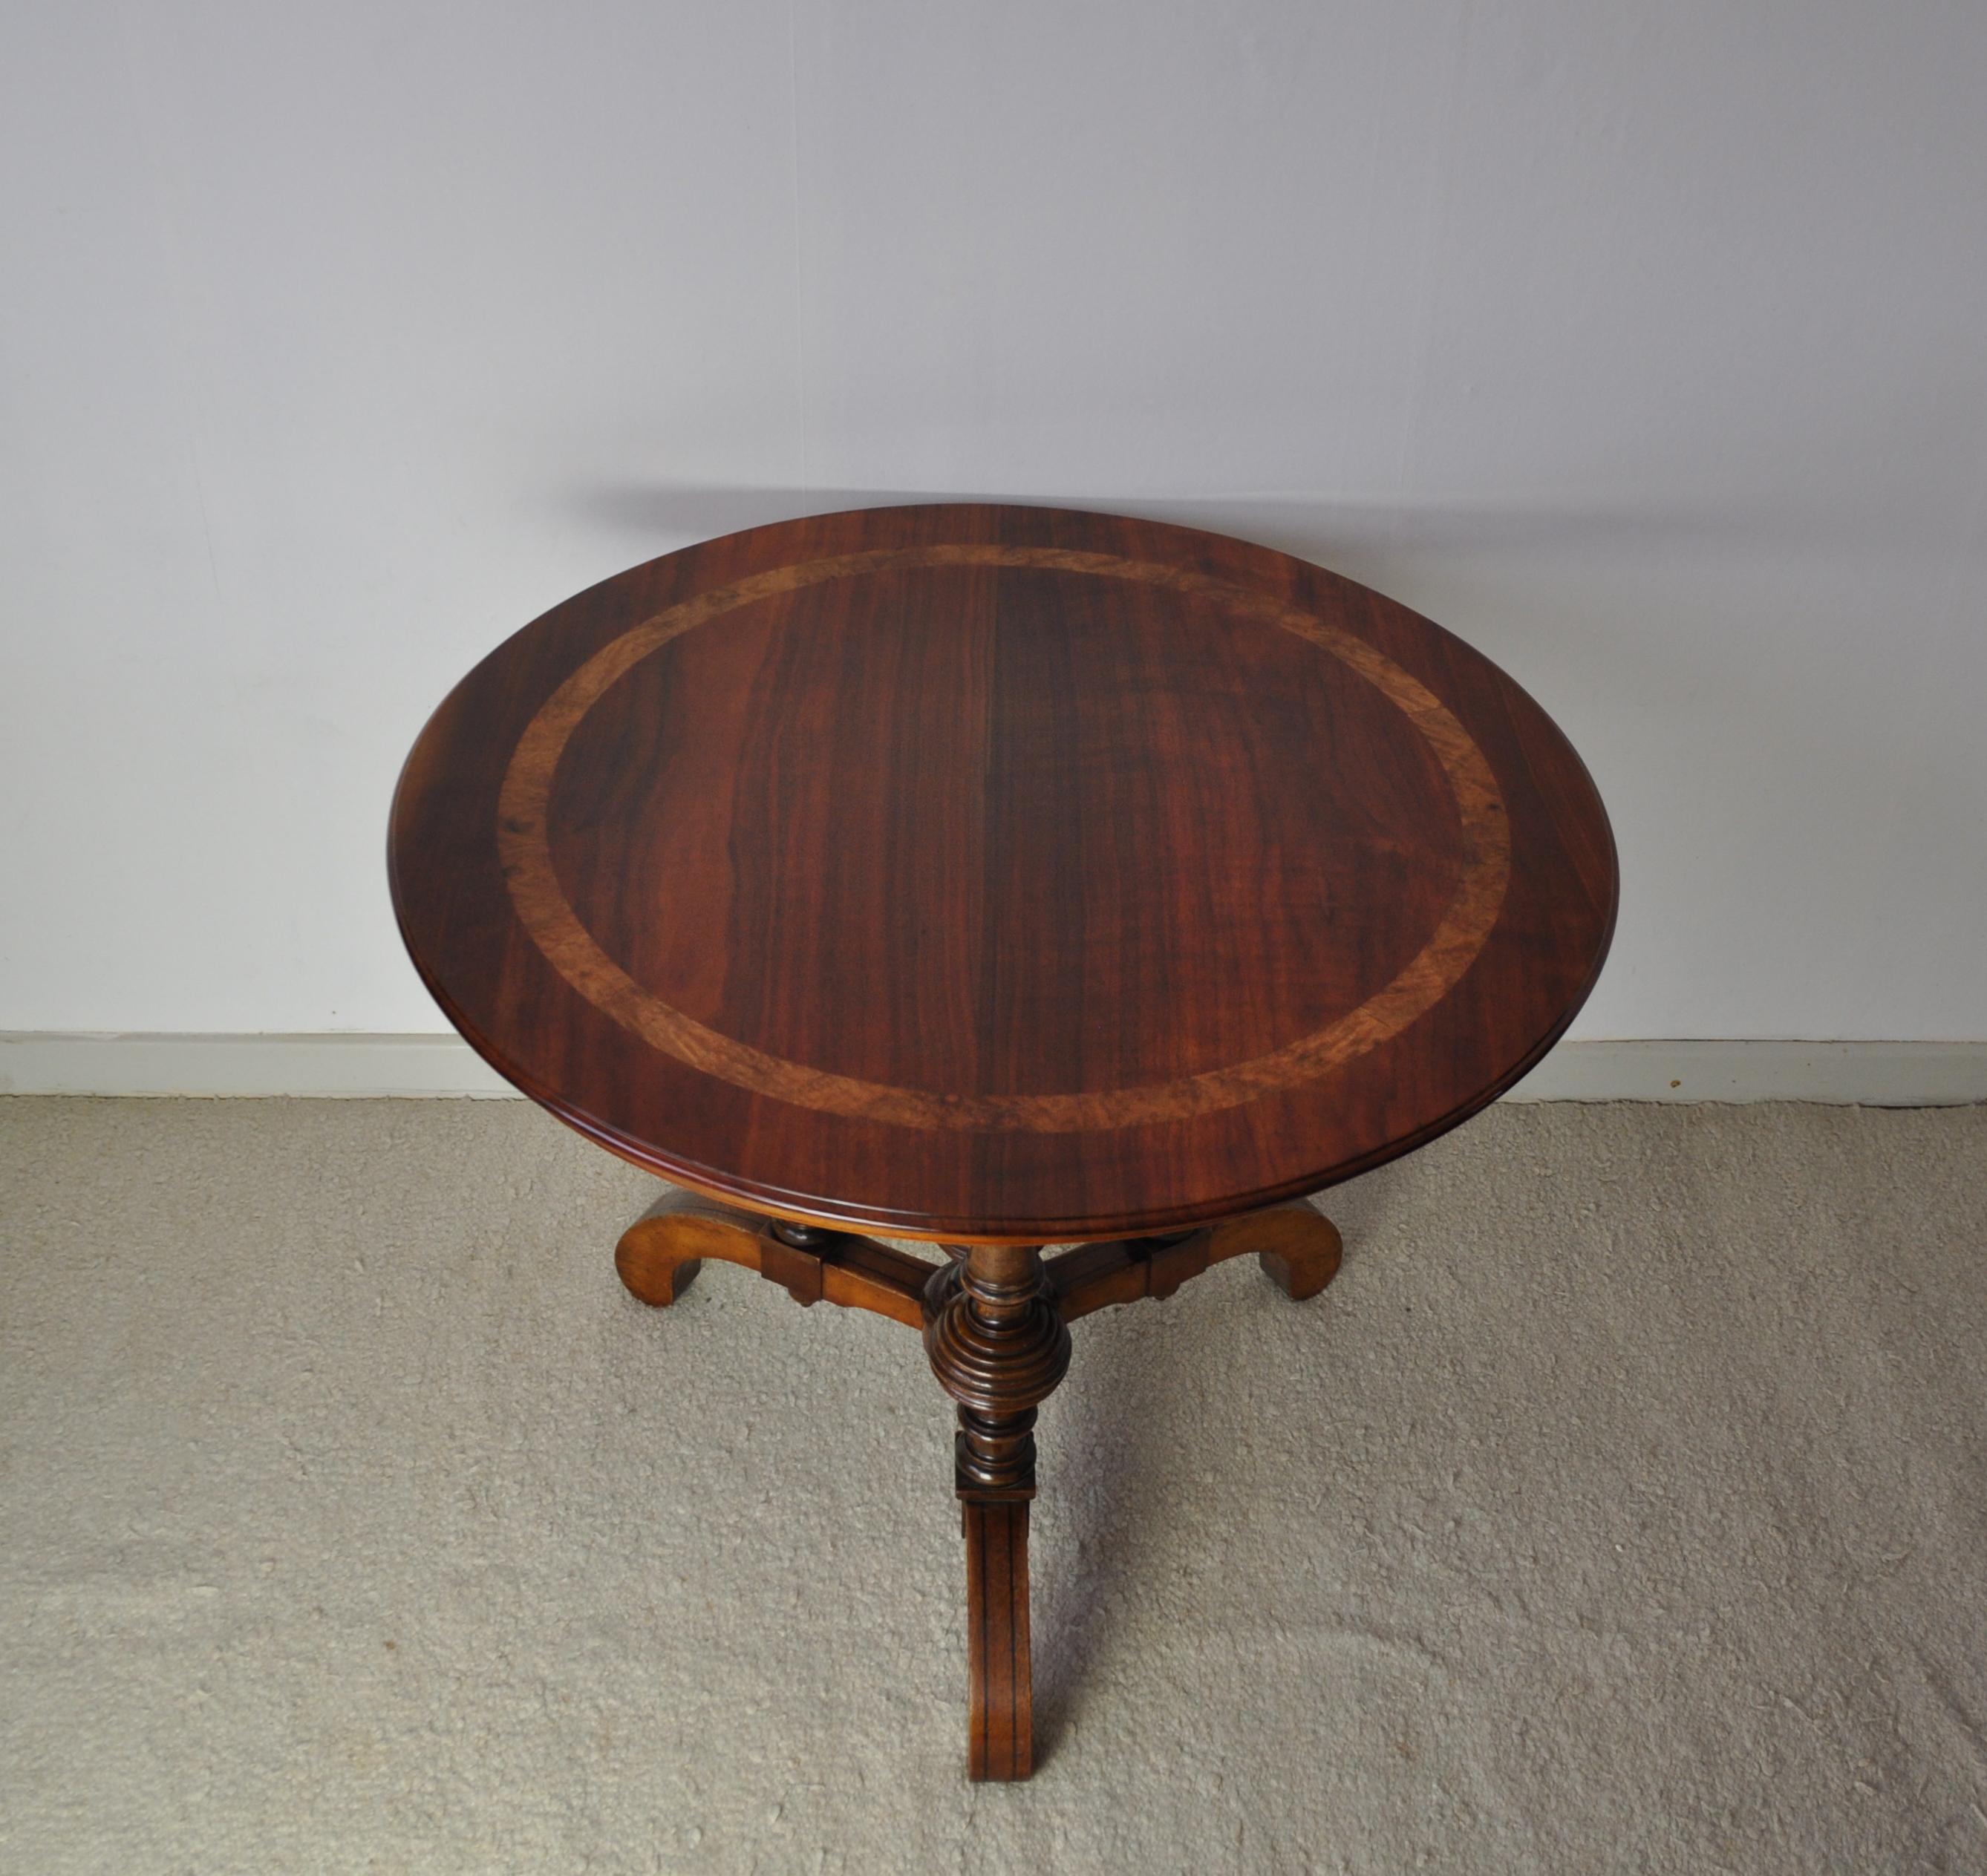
top-left (925, 1244), bottom-right (1071, 1782)
top-left (1046, 1203), bottom-right (1344, 1324)
top-left (614, 1189), bottom-right (938, 1327)
top-left (1232, 1205), bottom-right (1344, 1301)
top-left (614, 1192), bottom-right (744, 1305)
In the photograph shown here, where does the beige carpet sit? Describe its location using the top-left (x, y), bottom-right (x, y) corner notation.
top-left (1, 1098), bottom-right (1983, 1874)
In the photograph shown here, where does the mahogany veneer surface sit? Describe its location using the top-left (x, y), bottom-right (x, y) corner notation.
top-left (389, 505), bottom-right (1616, 1241)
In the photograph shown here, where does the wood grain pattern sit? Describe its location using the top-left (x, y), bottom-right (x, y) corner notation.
top-left (390, 504), bottom-right (1616, 1241)
top-left (963, 1500), bottom-right (1032, 1782)
top-left (494, 545), bottom-right (1510, 1131)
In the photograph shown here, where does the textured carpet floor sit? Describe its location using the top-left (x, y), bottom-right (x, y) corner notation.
top-left (1, 1099), bottom-right (1984, 1875)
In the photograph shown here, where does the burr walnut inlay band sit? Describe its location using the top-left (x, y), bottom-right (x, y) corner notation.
top-left (495, 544), bottom-right (1511, 1134)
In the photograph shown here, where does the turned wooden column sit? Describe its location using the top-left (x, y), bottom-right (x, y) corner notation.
top-left (924, 1243), bottom-right (1071, 1781)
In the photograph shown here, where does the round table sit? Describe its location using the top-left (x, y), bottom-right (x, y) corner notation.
top-left (390, 504), bottom-right (1616, 1779)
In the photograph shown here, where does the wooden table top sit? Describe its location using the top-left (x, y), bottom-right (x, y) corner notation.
top-left (390, 505), bottom-right (1616, 1243)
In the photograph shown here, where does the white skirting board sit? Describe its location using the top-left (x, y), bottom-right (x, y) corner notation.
top-left (0, 1033), bottom-right (1983, 1105)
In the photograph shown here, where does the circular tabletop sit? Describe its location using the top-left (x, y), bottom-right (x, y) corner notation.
top-left (390, 505), bottom-right (1616, 1243)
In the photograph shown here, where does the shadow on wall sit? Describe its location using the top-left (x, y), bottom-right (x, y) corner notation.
top-left (546, 474), bottom-right (1874, 785)
top-left (545, 476), bottom-right (1987, 1043)
top-left (554, 477), bottom-right (1955, 574)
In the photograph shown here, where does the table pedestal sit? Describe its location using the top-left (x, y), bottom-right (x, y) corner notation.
top-left (615, 1193), bottom-right (1342, 1781)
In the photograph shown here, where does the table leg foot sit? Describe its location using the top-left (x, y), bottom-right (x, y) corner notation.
top-left (1247, 1206), bottom-right (1345, 1301)
top-left (612, 1200), bottom-right (747, 1304)
top-left (614, 1208), bottom-right (714, 1307)
top-left (963, 1498), bottom-right (1032, 1781)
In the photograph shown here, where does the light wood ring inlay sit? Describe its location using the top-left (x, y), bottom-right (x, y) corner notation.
top-left (496, 545), bottom-right (1510, 1133)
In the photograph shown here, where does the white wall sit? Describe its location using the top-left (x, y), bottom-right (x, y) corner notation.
top-left (4, 1), bottom-right (1983, 1041)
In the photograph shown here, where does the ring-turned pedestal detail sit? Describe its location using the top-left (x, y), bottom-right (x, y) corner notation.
top-left (925, 1245), bottom-right (1072, 1495)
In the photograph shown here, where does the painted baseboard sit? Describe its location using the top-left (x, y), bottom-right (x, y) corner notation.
top-left (1499, 1039), bottom-right (1986, 1105)
top-left (0, 1032), bottom-right (516, 1098)
top-left (1, 1032), bottom-right (1983, 1105)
